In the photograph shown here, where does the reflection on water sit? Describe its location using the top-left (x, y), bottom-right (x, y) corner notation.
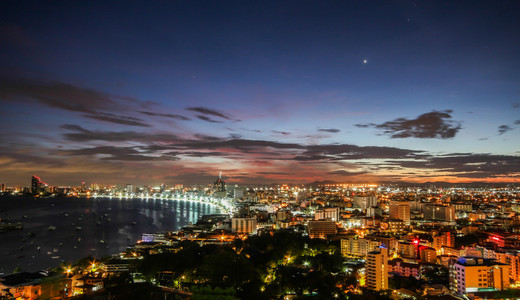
top-left (0, 195), bottom-right (220, 274)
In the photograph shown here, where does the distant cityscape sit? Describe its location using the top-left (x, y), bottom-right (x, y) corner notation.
top-left (2, 174), bottom-right (520, 298)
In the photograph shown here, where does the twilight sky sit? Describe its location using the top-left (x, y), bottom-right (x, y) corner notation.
top-left (1, 1), bottom-right (520, 186)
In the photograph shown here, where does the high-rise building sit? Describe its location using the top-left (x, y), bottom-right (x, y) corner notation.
top-left (126, 184), bottom-right (133, 194)
top-left (389, 201), bottom-right (411, 225)
top-left (449, 257), bottom-right (509, 294)
top-left (366, 247), bottom-right (388, 291)
top-left (0, 183), bottom-right (5, 192)
top-left (31, 176), bottom-right (42, 195)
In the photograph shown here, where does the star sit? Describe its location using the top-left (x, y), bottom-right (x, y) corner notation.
top-left (363, 59), bottom-right (368, 64)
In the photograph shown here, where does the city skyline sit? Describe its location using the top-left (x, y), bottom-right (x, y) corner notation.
top-left (1, 1), bottom-right (520, 186)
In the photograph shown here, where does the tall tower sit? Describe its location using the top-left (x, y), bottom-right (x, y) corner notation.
top-left (214, 173), bottom-right (226, 193)
top-left (366, 246), bottom-right (388, 291)
top-left (31, 176), bottom-right (42, 195)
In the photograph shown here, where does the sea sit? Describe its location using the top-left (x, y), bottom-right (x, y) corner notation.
top-left (0, 195), bottom-right (221, 274)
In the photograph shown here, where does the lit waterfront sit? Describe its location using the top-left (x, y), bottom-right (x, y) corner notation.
top-left (0, 195), bottom-right (222, 274)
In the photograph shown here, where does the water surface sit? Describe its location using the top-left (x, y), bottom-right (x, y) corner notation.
top-left (0, 195), bottom-right (220, 274)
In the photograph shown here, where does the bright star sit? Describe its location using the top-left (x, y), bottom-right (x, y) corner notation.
top-left (363, 59), bottom-right (367, 64)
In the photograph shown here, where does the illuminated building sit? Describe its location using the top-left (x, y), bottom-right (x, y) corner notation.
top-left (353, 196), bottom-right (377, 211)
top-left (432, 231), bottom-right (455, 250)
top-left (419, 247), bottom-right (437, 263)
top-left (449, 257), bottom-right (509, 294)
top-left (389, 201), bottom-right (410, 225)
top-left (214, 173), bottom-right (226, 193)
top-left (231, 217), bottom-right (257, 234)
top-left (398, 242), bottom-right (417, 259)
top-left (307, 220), bottom-right (337, 239)
top-left (423, 205), bottom-right (455, 222)
top-left (314, 207), bottom-right (340, 221)
top-left (341, 238), bottom-right (380, 257)
top-left (125, 184), bottom-right (133, 194)
top-left (366, 246), bottom-right (388, 291)
top-left (388, 258), bottom-right (420, 279)
top-left (0, 183), bottom-right (5, 192)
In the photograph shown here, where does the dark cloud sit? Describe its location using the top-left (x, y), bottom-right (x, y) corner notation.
top-left (513, 103), bottom-right (520, 109)
top-left (56, 146), bottom-right (178, 161)
top-left (177, 138), bottom-right (304, 151)
top-left (328, 170), bottom-right (368, 176)
top-left (0, 77), bottom-right (194, 128)
top-left (498, 125), bottom-right (513, 135)
top-left (229, 134), bottom-right (243, 139)
top-left (196, 115), bottom-right (223, 123)
top-left (139, 111), bottom-right (191, 121)
top-left (515, 120), bottom-right (520, 125)
top-left (0, 77), bottom-right (122, 113)
top-left (83, 112), bottom-right (150, 127)
top-left (60, 124), bottom-right (179, 142)
top-left (187, 106), bottom-right (232, 120)
top-left (303, 144), bottom-right (425, 160)
top-left (193, 134), bottom-right (223, 141)
top-left (318, 128), bottom-right (340, 133)
top-left (60, 124), bottom-right (89, 133)
top-left (356, 110), bottom-right (462, 139)
top-left (388, 153), bottom-right (520, 178)
top-left (272, 130), bottom-right (291, 135)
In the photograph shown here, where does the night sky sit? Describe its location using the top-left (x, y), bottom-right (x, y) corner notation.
top-left (1, 1), bottom-right (519, 186)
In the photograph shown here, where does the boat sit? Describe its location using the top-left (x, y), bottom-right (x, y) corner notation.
top-left (76, 227), bottom-right (82, 230)
top-left (47, 226), bottom-right (56, 231)
top-left (51, 256), bottom-right (60, 259)
top-left (131, 222), bottom-right (137, 225)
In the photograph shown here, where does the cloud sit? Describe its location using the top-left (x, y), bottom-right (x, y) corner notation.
top-left (513, 103), bottom-right (520, 109)
top-left (387, 153), bottom-right (520, 178)
top-left (328, 170), bottom-right (368, 176)
top-left (498, 125), bottom-right (513, 135)
top-left (187, 106), bottom-right (232, 120)
top-left (356, 110), bottom-right (462, 139)
top-left (515, 120), bottom-right (520, 125)
top-left (56, 146), bottom-right (178, 161)
top-left (60, 124), bottom-right (179, 142)
top-left (0, 77), bottom-right (122, 113)
top-left (0, 77), bottom-right (195, 127)
top-left (272, 130), bottom-right (291, 135)
top-left (83, 112), bottom-right (151, 127)
top-left (196, 115), bottom-right (223, 123)
top-left (318, 128), bottom-right (340, 133)
top-left (139, 111), bottom-right (191, 121)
